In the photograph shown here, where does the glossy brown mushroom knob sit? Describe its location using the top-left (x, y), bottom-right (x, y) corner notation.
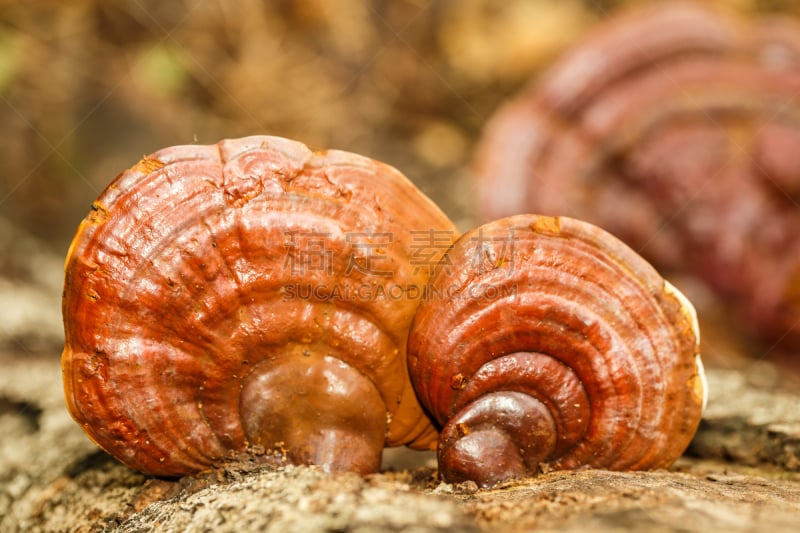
top-left (408, 215), bottom-right (706, 487)
top-left (62, 135), bottom-right (457, 477)
top-left (474, 2), bottom-right (800, 348)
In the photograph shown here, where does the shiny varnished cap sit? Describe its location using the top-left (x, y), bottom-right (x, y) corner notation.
top-left (62, 135), bottom-right (456, 476)
top-left (408, 214), bottom-right (705, 487)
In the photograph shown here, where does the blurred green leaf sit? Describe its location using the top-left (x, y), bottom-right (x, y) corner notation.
top-left (135, 43), bottom-right (188, 97)
top-left (0, 29), bottom-right (18, 93)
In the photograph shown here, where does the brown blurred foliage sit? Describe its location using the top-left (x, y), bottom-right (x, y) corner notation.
top-left (1, 0), bottom-right (799, 251)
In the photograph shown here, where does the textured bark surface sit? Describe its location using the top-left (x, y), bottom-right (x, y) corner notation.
top-left (3, 349), bottom-right (799, 532)
top-left (688, 368), bottom-right (800, 471)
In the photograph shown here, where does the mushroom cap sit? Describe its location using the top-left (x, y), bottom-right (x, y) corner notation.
top-left (62, 135), bottom-right (456, 476)
top-left (408, 214), bottom-right (705, 486)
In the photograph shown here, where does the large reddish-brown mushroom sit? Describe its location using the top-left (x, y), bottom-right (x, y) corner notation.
top-left (62, 135), bottom-right (457, 476)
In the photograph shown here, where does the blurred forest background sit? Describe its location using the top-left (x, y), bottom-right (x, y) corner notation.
top-left (1, 0), bottom-right (799, 357)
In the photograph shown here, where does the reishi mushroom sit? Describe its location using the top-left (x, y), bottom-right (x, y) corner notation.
top-left (408, 214), bottom-right (706, 487)
top-left (474, 2), bottom-right (800, 349)
top-left (62, 135), bottom-right (457, 476)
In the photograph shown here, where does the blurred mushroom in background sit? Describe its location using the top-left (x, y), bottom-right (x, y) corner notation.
top-left (474, 2), bottom-right (800, 366)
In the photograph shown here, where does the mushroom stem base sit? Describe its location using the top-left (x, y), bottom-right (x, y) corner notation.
top-left (438, 391), bottom-right (557, 487)
top-left (239, 353), bottom-right (388, 475)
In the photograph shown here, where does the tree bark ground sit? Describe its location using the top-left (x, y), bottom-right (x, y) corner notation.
top-left (1, 350), bottom-right (798, 532)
